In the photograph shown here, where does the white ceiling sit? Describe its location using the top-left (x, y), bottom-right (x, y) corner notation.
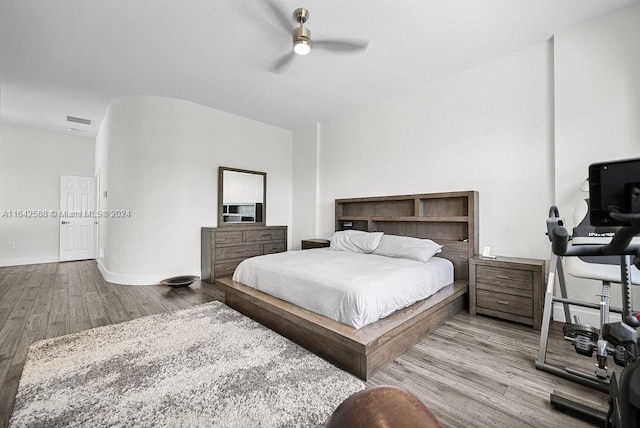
top-left (1, 0), bottom-right (638, 139)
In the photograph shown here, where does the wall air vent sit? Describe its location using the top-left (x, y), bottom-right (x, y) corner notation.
top-left (66, 115), bottom-right (92, 125)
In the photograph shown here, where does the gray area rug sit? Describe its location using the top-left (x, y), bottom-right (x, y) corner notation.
top-left (10, 301), bottom-right (365, 427)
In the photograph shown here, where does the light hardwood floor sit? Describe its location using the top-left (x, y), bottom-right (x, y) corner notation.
top-left (1, 261), bottom-right (607, 427)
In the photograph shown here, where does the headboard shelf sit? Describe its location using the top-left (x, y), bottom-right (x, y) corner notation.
top-left (335, 191), bottom-right (478, 280)
top-left (337, 215), bottom-right (470, 223)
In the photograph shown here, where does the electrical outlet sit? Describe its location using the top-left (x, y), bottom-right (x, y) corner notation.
top-left (8, 242), bottom-right (16, 250)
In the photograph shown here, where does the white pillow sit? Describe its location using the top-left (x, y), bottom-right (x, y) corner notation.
top-left (329, 230), bottom-right (384, 254)
top-left (372, 234), bottom-right (442, 263)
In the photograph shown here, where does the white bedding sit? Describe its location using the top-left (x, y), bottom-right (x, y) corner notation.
top-left (232, 249), bottom-right (454, 329)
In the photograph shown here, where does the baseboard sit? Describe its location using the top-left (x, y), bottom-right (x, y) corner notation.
top-left (552, 304), bottom-right (621, 326)
top-left (0, 255), bottom-right (60, 267)
top-left (96, 258), bottom-right (199, 286)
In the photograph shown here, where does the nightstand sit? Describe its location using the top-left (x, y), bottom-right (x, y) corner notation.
top-left (469, 256), bottom-right (545, 330)
top-left (301, 239), bottom-right (330, 250)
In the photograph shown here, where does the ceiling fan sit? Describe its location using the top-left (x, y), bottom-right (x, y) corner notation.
top-left (268, 3), bottom-right (369, 72)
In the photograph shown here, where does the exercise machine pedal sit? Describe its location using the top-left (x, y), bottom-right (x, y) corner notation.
top-left (563, 323), bottom-right (600, 357)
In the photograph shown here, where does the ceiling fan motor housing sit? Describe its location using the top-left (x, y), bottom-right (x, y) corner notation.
top-left (293, 26), bottom-right (311, 45)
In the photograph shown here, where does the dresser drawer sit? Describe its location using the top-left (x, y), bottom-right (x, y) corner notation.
top-left (476, 289), bottom-right (533, 317)
top-left (263, 242), bottom-right (286, 254)
top-left (214, 230), bottom-right (244, 244)
top-left (244, 229), bottom-right (286, 242)
top-left (215, 244), bottom-right (262, 260)
top-left (476, 265), bottom-right (532, 291)
top-left (214, 261), bottom-right (243, 278)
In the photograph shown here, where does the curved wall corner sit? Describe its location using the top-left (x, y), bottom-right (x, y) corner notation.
top-left (95, 96), bottom-right (293, 285)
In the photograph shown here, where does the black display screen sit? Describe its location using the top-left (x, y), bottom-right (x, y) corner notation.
top-left (589, 157), bottom-right (640, 226)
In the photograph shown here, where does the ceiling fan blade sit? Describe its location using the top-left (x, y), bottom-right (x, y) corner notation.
top-left (313, 39), bottom-right (369, 52)
top-left (270, 51), bottom-right (296, 73)
top-left (265, 0), bottom-right (292, 33)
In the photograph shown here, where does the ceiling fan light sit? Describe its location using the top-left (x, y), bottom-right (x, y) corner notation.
top-left (294, 40), bottom-right (311, 55)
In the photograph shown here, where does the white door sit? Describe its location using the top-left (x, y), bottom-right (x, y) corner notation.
top-left (59, 175), bottom-right (96, 261)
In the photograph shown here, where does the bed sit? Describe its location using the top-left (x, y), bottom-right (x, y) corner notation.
top-left (232, 246), bottom-right (455, 329)
top-left (216, 191), bottom-right (478, 380)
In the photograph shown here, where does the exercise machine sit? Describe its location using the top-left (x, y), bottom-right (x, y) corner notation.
top-left (536, 157), bottom-right (640, 427)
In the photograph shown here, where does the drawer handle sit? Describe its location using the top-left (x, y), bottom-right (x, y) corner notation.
top-left (496, 300), bottom-right (510, 305)
top-left (496, 275), bottom-right (510, 280)
top-left (233, 249), bottom-right (251, 254)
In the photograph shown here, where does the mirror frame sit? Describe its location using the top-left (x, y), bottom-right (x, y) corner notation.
top-left (218, 166), bottom-right (267, 227)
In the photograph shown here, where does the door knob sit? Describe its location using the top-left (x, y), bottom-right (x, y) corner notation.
top-left (61, 221), bottom-right (70, 224)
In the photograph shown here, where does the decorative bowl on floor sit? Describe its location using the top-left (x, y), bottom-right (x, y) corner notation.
top-left (160, 275), bottom-right (200, 288)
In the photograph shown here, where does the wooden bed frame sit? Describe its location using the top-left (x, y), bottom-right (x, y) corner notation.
top-left (216, 191), bottom-right (478, 380)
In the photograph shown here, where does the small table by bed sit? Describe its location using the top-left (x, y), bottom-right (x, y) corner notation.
top-left (469, 255), bottom-right (545, 329)
top-left (301, 239), bottom-right (331, 250)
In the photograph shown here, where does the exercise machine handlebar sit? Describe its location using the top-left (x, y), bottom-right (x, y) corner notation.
top-left (550, 208), bottom-right (640, 269)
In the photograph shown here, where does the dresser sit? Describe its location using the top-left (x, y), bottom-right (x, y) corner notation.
top-left (201, 225), bottom-right (287, 283)
top-left (469, 256), bottom-right (545, 329)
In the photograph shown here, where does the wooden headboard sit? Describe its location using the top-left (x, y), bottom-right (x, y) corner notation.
top-left (335, 191), bottom-right (479, 281)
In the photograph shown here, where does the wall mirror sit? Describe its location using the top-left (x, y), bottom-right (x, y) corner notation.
top-left (218, 166), bottom-right (266, 226)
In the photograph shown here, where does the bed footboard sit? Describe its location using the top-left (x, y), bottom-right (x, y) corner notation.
top-left (216, 277), bottom-right (468, 380)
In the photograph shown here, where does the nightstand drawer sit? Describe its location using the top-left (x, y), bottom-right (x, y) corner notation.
top-left (476, 265), bottom-right (532, 290)
top-left (476, 282), bottom-right (532, 298)
top-left (215, 244), bottom-right (262, 260)
top-left (477, 289), bottom-right (533, 317)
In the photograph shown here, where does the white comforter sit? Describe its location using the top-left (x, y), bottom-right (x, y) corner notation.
top-left (232, 249), bottom-right (454, 329)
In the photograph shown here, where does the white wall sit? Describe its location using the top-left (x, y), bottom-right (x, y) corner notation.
top-left (553, 4), bottom-right (640, 311)
top-left (555, 4), bottom-right (640, 224)
top-left (0, 126), bottom-right (95, 266)
top-left (292, 123), bottom-right (320, 250)
top-left (314, 41), bottom-right (555, 261)
top-left (96, 96), bottom-right (292, 285)
top-left (291, 4), bottom-right (640, 325)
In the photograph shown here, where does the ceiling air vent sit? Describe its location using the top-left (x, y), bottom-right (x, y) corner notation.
top-left (66, 115), bottom-right (92, 126)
